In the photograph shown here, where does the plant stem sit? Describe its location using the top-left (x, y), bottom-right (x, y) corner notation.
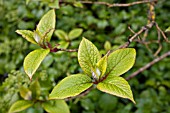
top-left (79, 0), bottom-right (157, 7)
top-left (126, 51), bottom-right (170, 80)
top-left (58, 48), bottom-right (78, 52)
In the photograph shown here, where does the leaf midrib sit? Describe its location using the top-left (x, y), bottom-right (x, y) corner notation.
top-left (84, 40), bottom-right (94, 67)
top-left (29, 50), bottom-right (44, 76)
top-left (58, 81), bottom-right (92, 91)
top-left (102, 81), bottom-right (132, 98)
top-left (106, 49), bottom-right (131, 75)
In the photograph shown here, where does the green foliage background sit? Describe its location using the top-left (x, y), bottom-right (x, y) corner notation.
top-left (0, 0), bottom-right (170, 113)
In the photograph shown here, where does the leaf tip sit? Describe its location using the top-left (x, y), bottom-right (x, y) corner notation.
top-left (81, 37), bottom-right (88, 43)
top-left (82, 37), bottom-right (86, 40)
top-left (165, 27), bottom-right (170, 32)
top-left (15, 30), bottom-right (20, 34)
top-left (131, 98), bottom-right (136, 104)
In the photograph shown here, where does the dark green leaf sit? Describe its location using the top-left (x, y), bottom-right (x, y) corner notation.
top-left (98, 94), bottom-right (118, 111)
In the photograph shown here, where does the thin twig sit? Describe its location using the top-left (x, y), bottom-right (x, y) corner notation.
top-left (155, 22), bottom-right (170, 42)
top-left (126, 51), bottom-right (170, 80)
top-left (142, 30), bottom-right (153, 53)
top-left (106, 21), bottom-right (155, 56)
top-left (80, 0), bottom-right (157, 7)
top-left (119, 21), bottom-right (155, 49)
top-left (128, 26), bottom-right (136, 34)
top-left (128, 26), bottom-right (143, 44)
top-left (58, 48), bottom-right (78, 52)
top-left (154, 43), bottom-right (162, 56)
top-left (154, 28), bottom-right (162, 56)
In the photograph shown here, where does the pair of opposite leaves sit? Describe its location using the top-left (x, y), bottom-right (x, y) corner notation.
top-left (49, 38), bottom-right (136, 103)
top-left (16, 9), bottom-right (136, 103)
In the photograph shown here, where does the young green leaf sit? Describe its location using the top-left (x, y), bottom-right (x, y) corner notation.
top-left (29, 80), bottom-right (41, 99)
top-left (24, 49), bottom-right (50, 79)
top-left (19, 86), bottom-right (32, 100)
top-left (78, 38), bottom-right (101, 77)
top-left (55, 30), bottom-right (68, 40)
top-left (104, 41), bottom-right (111, 51)
top-left (26, 0), bottom-right (30, 5)
top-left (16, 30), bottom-right (37, 45)
top-left (165, 26), bottom-right (170, 32)
top-left (68, 28), bottom-right (83, 40)
top-left (97, 76), bottom-right (135, 103)
top-left (48, 0), bottom-right (60, 9)
top-left (58, 41), bottom-right (69, 49)
top-left (49, 74), bottom-right (93, 99)
top-left (96, 55), bottom-right (107, 78)
top-left (8, 100), bottom-right (33, 113)
top-left (106, 48), bottom-right (136, 77)
top-left (33, 30), bottom-right (43, 44)
top-left (36, 9), bottom-right (56, 42)
top-left (91, 67), bottom-right (100, 80)
top-left (73, 2), bottom-right (83, 8)
top-left (42, 100), bottom-right (70, 113)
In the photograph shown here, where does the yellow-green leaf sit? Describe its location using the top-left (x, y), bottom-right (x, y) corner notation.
top-left (48, 0), bottom-right (60, 9)
top-left (68, 28), bottom-right (83, 40)
top-left (106, 48), bottom-right (136, 77)
top-left (16, 30), bottom-right (37, 45)
top-left (26, 0), bottom-right (30, 5)
top-left (74, 2), bottom-right (83, 8)
top-left (165, 26), bottom-right (170, 32)
top-left (33, 30), bottom-right (43, 44)
top-left (29, 80), bottom-right (41, 99)
top-left (36, 9), bottom-right (56, 42)
top-left (97, 76), bottom-right (135, 103)
top-left (104, 41), bottom-right (111, 51)
top-left (55, 30), bottom-right (68, 40)
top-left (49, 74), bottom-right (93, 99)
top-left (58, 41), bottom-right (69, 49)
top-left (24, 49), bottom-right (50, 79)
top-left (42, 100), bottom-right (70, 113)
top-left (19, 86), bottom-right (32, 100)
top-left (8, 100), bottom-right (33, 113)
top-left (78, 38), bottom-right (101, 77)
top-left (96, 55), bottom-right (107, 78)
